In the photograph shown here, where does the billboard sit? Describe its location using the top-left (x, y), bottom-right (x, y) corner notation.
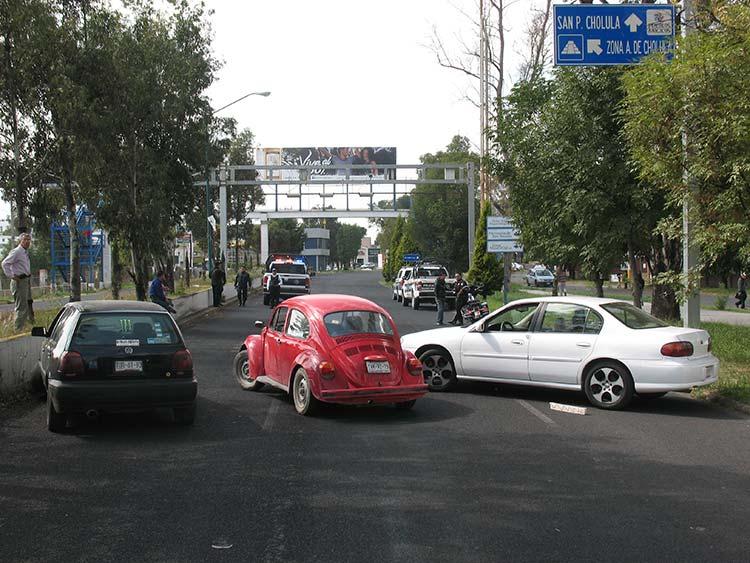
top-left (257, 147), bottom-right (397, 180)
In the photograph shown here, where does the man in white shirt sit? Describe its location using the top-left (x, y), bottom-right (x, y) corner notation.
top-left (2, 233), bottom-right (33, 330)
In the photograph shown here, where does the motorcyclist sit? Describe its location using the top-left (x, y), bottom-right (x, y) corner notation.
top-left (267, 268), bottom-right (282, 308)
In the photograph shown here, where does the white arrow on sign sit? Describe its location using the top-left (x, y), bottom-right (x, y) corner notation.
top-left (586, 39), bottom-right (603, 55)
top-left (624, 13), bottom-right (643, 33)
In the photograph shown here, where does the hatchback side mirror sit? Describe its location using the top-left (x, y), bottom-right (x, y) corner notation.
top-left (254, 320), bottom-right (264, 328)
top-left (31, 327), bottom-right (47, 337)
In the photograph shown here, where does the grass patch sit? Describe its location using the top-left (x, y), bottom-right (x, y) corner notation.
top-left (693, 322), bottom-right (750, 405)
top-left (0, 308), bottom-right (61, 340)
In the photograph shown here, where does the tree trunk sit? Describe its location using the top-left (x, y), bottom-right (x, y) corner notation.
top-left (60, 140), bottom-right (81, 302)
top-left (130, 243), bottom-right (149, 301)
top-left (111, 236), bottom-right (122, 299)
top-left (649, 236), bottom-right (681, 322)
top-left (4, 28), bottom-right (27, 234)
top-left (627, 245), bottom-right (645, 308)
top-left (593, 272), bottom-right (604, 298)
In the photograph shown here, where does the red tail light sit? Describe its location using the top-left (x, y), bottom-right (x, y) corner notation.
top-left (661, 341), bottom-right (694, 357)
top-left (59, 351), bottom-right (85, 377)
top-left (320, 361), bottom-right (335, 380)
top-left (305, 278), bottom-right (310, 287)
top-left (416, 282), bottom-right (423, 289)
top-left (406, 356), bottom-right (423, 377)
top-left (172, 349), bottom-right (193, 374)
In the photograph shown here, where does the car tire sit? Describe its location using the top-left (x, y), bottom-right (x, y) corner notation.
top-left (395, 399), bottom-right (417, 410)
top-left (418, 348), bottom-right (456, 392)
top-left (402, 295), bottom-right (409, 307)
top-left (397, 293), bottom-right (403, 303)
top-left (174, 403), bottom-right (196, 425)
top-left (412, 296), bottom-right (420, 310)
top-left (392, 291), bottom-right (397, 301)
top-left (233, 350), bottom-right (264, 391)
top-left (638, 392), bottom-right (668, 399)
top-left (46, 390), bottom-right (66, 433)
top-left (292, 367), bottom-right (319, 416)
top-left (583, 361), bottom-right (634, 410)
top-left (262, 294), bottom-right (269, 306)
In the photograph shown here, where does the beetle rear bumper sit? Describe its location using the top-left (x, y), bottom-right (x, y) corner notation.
top-left (319, 383), bottom-right (428, 404)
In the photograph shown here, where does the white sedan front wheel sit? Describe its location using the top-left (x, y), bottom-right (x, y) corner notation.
top-left (583, 361), bottom-right (634, 410)
top-left (419, 348), bottom-right (456, 391)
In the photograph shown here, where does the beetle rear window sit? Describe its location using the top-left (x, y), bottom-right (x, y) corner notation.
top-left (71, 313), bottom-right (180, 346)
top-left (324, 311), bottom-right (394, 337)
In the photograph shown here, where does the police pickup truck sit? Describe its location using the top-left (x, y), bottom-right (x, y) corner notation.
top-left (401, 263), bottom-right (455, 310)
top-left (262, 255), bottom-right (311, 305)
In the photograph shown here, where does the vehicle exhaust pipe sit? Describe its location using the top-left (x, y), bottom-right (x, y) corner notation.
top-left (86, 409), bottom-right (99, 420)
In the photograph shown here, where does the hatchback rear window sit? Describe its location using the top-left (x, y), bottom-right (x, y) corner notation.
top-left (71, 313), bottom-right (181, 346)
top-left (324, 311), bottom-right (394, 337)
top-left (601, 302), bottom-right (667, 329)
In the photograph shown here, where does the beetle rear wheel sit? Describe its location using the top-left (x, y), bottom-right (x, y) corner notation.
top-left (292, 367), bottom-right (319, 416)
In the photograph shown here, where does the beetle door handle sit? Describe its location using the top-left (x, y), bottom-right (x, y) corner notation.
top-left (576, 342), bottom-right (591, 348)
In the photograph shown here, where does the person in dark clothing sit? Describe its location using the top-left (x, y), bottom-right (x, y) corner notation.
top-left (235, 266), bottom-right (251, 306)
top-left (149, 271), bottom-right (176, 313)
top-left (736, 272), bottom-right (748, 309)
top-left (450, 273), bottom-right (468, 325)
top-left (435, 272), bottom-right (447, 326)
top-left (267, 268), bottom-right (281, 308)
top-left (211, 263), bottom-right (226, 307)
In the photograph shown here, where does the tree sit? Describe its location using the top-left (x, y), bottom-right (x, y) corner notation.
top-left (411, 135), bottom-right (479, 274)
top-left (467, 200), bottom-right (503, 293)
top-left (336, 223), bottom-right (366, 269)
top-left (269, 219), bottom-right (305, 254)
top-left (394, 223), bottom-right (419, 275)
top-left (382, 215), bottom-right (405, 282)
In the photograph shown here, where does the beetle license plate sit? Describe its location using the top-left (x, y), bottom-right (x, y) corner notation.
top-left (115, 360), bottom-right (143, 373)
top-left (366, 361), bottom-right (390, 374)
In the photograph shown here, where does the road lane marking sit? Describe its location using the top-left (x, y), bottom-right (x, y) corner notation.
top-left (262, 400), bottom-right (280, 431)
top-left (517, 399), bottom-right (556, 426)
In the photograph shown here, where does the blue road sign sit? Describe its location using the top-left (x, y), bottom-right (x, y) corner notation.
top-left (403, 253), bottom-right (421, 263)
top-left (554, 4), bottom-right (675, 66)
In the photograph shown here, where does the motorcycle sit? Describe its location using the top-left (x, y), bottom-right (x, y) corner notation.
top-left (460, 284), bottom-right (490, 324)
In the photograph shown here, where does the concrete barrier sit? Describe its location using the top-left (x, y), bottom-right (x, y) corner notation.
top-left (0, 284), bottom-right (245, 396)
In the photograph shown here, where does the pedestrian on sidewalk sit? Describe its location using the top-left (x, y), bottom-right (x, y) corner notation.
top-left (235, 266), bottom-right (251, 306)
top-left (211, 262), bottom-right (226, 307)
top-left (450, 273), bottom-right (468, 325)
top-left (556, 266), bottom-right (567, 296)
top-left (2, 233), bottom-right (33, 330)
top-left (149, 271), bottom-right (176, 313)
top-left (736, 272), bottom-right (747, 309)
top-left (435, 272), bottom-right (447, 326)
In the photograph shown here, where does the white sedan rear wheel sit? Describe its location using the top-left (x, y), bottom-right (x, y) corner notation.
top-left (584, 361), bottom-right (634, 410)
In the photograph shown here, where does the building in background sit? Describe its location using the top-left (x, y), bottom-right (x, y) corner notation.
top-left (302, 227), bottom-right (330, 272)
top-left (357, 236), bottom-right (380, 267)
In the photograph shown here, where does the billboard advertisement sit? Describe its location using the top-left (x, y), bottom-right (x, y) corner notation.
top-left (257, 147), bottom-right (397, 180)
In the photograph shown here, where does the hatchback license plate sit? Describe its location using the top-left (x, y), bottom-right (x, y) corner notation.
top-left (115, 360), bottom-right (143, 373)
top-left (366, 361), bottom-right (390, 374)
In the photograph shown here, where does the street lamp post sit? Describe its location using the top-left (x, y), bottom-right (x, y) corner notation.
top-left (205, 91), bottom-right (270, 275)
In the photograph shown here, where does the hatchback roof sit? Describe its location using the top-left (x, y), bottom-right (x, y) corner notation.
top-left (66, 300), bottom-right (167, 313)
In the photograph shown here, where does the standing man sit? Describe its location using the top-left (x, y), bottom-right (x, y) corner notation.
top-left (235, 266), bottom-right (251, 307)
top-left (211, 262), bottom-right (226, 307)
top-left (450, 273), bottom-right (468, 325)
top-left (2, 233), bottom-right (33, 330)
top-left (267, 267), bottom-right (281, 308)
top-left (435, 271), bottom-right (447, 326)
top-left (736, 272), bottom-right (747, 309)
top-left (556, 265), bottom-right (568, 296)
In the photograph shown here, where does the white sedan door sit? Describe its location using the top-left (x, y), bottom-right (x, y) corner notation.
top-left (528, 303), bottom-right (603, 385)
top-left (459, 302), bottom-right (540, 381)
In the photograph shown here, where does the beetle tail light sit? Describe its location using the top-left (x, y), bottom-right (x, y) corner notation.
top-left (59, 351), bottom-right (85, 377)
top-left (172, 349), bottom-right (193, 374)
top-left (320, 361), bottom-right (335, 380)
top-left (406, 356), bottom-right (423, 377)
top-left (661, 341), bottom-right (694, 357)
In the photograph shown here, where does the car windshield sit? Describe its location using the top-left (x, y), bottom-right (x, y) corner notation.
top-left (272, 263), bottom-right (306, 275)
top-left (538, 270), bottom-right (552, 277)
top-left (71, 313), bottom-right (180, 346)
top-left (417, 267), bottom-right (448, 277)
top-left (324, 311), bottom-right (394, 337)
top-left (601, 302), bottom-right (667, 329)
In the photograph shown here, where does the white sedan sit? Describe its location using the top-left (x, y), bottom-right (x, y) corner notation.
top-left (400, 297), bottom-right (719, 410)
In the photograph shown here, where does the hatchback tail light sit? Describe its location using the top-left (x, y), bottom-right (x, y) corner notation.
top-left (320, 361), bottom-right (335, 380)
top-left (406, 356), bottom-right (423, 377)
top-left (172, 349), bottom-right (193, 374)
top-left (59, 351), bottom-right (85, 377)
top-left (661, 341), bottom-right (694, 357)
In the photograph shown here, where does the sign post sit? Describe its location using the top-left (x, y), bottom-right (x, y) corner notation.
top-left (487, 216), bottom-right (522, 305)
top-left (553, 4), bottom-right (675, 67)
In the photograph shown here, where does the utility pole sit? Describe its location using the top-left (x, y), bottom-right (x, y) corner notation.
top-left (478, 0), bottom-right (490, 202)
top-left (682, 0), bottom-right (700, 328)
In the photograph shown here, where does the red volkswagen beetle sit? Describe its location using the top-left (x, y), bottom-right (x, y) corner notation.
top-left (233, 295), bottom-right (428, 415)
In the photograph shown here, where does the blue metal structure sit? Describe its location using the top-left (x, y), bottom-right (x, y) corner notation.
top-left (50, 206), bottom-right (105, 285)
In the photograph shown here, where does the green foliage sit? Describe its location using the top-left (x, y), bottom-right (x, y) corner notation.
top-left (336, 223), bottom-right (367, 268)
top-left (622, 3), bottom-right (750, 271)
top-left (467, 201), bottom-right (503, 292)
top-left (269, 219), bottom-right (305, 254)
top-left (382, 216), bottom-right (404, 282)
top-left (394, 222), bottom-right (419, 275)
top-left (411, 135), bottom-right (479, 273)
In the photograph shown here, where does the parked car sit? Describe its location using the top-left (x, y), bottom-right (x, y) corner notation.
top-left (233, 294), bottom-right (428, 415)
top-left (360, 263), bottom-right (375, 271)
top-left (526, 268), bottom-right (555, 287)
top-left (401, 263), bottom-right (456, 310)
top-left (392, 266), bottom-right (413, 302)
top-left (262, 254), bottom-right (311, 305)
top-left (32, 301), bottom-right (197, 432)
top-left (400, 297), bottom-right (719, 410)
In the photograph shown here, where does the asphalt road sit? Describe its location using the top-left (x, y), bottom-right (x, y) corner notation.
top-left (2, 271), bottom-right (749, 562)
